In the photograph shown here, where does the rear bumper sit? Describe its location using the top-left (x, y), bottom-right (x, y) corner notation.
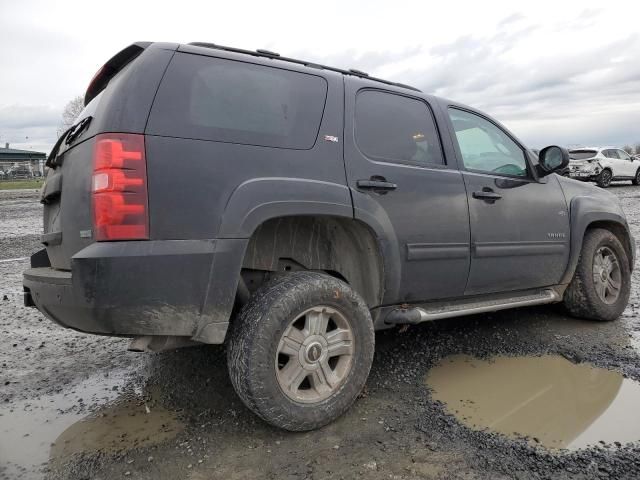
top-left (568, 172), bottom-right (597, 180)
top-left (23, 239), bottom-right (248, 344)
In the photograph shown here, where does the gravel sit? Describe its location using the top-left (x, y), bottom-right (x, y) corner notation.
top-left (1, 184), bottom-right (639, 480)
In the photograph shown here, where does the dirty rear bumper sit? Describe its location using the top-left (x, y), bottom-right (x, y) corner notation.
top-left (23, 239), bottom-right (247, 344)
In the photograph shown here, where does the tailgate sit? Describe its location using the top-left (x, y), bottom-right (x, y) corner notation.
top-left (40, 42), bottom-right (170, 270)
top-left (40, 42), bottom-right (176, 270)
top-left (42, 139), bottom-right (95, 270)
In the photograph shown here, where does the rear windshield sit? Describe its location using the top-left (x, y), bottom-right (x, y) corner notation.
top-left (147, 53), bottom-right (328, 149)
top-left (569, 149), bottom-right (597, 160)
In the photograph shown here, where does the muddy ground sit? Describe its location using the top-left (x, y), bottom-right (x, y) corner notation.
top-left (1, 184), bottom-right (639, 480)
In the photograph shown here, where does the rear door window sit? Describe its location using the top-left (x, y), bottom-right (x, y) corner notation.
top-left (355, 90), bottom-right (444, 166)
top-left (147, 53), bottom-right (328, 149)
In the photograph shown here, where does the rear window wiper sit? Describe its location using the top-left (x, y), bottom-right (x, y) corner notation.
top-left (65, 116), bottom-right (92, 146)
top-left (45, 116), bottom-right (92, 169)
top-left (45, 127), bottom-right (72, 169)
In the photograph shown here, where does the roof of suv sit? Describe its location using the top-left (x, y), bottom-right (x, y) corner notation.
top-left (188, 42), bottom-right (422, 93)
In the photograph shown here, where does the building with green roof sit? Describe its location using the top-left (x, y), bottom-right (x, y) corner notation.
top-left (0, 143), bottom-right (47, 178)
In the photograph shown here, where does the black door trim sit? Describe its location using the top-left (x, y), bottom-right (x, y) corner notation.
top-left (473, 240), bottom-right (566, 258)
top-left (407, 243), bottom-right (470, 261)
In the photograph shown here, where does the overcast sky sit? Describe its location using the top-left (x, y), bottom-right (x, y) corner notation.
top-left (1, 0), bottom-right (639, 153)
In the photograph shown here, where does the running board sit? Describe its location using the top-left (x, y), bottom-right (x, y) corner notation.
top-left (384, 289), bottom-right (561, 325)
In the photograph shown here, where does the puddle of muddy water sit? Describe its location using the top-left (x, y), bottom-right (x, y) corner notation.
top-left (426, 354), bottom-right (640, 450)
top-left (50, 392), bottom-right (182, 460)
top-left (0, 373), bottom-right (182, 479)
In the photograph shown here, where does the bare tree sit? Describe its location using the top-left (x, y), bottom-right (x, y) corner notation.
top-left (623, 145), bottom-right (634, 154)
top-left (57, 96), bottom-right (84, 137)
top-left (635, 143), bottom-right (640, 155)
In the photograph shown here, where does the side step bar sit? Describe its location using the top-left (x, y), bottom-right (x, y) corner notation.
top-left (385, 289), bottom-right (561, 325)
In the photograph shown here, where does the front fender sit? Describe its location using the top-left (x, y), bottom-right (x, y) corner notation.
top-left (560, 194), bottom-right (634, 284)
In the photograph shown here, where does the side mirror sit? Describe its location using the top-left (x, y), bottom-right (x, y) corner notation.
top-left (537, 145), bottom-right (569, 177)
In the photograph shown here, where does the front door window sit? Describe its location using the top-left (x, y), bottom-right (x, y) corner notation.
top-left (448, 108), bottom-right (528, 177)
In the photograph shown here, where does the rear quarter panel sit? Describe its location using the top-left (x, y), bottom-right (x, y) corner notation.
top-left (144, 63), bottom-right (346, 240)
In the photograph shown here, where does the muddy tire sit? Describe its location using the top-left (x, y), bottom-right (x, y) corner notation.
top-left (632, 168), bottom-right (640, 186)
top-left (596, 169), bottom-right (612, 188)
top-left (226, 271), bottom-right (374, 431)
top-left (563, 228), bottom-right (631, 321)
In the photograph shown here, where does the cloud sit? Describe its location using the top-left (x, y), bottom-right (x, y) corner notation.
top-left (350, 29), bottom-right (640, 147)
top-left (292, 47), bottom-right (424, 76)
top-left (0, 105), bottom-right (59, 129)
top-left (0, 105), bottom-right (60, 153)
top-left (2, 1), bottom-right (639, 152)
top-left (498, 13), bottom-right (525, 27)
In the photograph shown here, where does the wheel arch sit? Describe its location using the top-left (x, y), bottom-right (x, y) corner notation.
top-left (217, 177), bottom-right (402, 307)
top-left (241, 215), bottom-right (385, 308)
top-left (585, 220), bottom-right (635, 271)
top-left (217, 177), bottom-right (354, 238)
top-left (561, 196), bottom-right (635, 284)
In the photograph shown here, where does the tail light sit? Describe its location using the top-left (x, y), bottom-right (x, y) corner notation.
top-left (92, 133), bottom-right (149, 241)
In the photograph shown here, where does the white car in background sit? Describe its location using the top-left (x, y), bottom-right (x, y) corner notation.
top-left (568, 147), bottom-right (640, 187)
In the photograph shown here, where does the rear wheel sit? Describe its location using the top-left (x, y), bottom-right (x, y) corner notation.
top-left (596, 169), bottom-right (612, 188)
top-left (227, 271), bottom-right (374, 431)
top-left (563, 228), bottom-right (631, 321)
top-left (632, 168), bottom-right (640, 186)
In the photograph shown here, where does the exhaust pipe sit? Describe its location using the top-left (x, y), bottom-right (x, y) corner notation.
top-left (128, 335), bottom-right (200, 352)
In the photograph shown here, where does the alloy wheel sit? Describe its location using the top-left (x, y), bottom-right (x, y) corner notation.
top-left (275, 306), bottom-right (354, 403)
top-left (592, 246), bottom-right (622, 304)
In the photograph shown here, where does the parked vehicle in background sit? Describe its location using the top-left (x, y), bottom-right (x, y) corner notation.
top-left (569, 147), bottom-right (640, 187)
top-left (24, 42), bottom-right (636, 431)
top-left (8, 165), bottom-right (34, 179)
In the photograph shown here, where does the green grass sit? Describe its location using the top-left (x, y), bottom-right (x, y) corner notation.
top-left (0, 180), bottom-right (44, 190)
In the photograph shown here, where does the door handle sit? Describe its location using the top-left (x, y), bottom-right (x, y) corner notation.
top-left (356, 178), bottom-right (397, 192)
top-left (472, 189), bottom-right (502, 201)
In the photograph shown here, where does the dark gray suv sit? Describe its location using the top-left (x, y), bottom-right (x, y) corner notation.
top-left (24, 42), bottom-right (636, 431)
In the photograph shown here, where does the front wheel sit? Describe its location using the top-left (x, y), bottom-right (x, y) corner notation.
top-left (596, 169), bottom-right (612, 188)
top-left (227, 271), bottom-right (375, 431)
top-left (632, 168), bottom-right (640, 185)
top-left (563, 228), bottom-right (631, 321)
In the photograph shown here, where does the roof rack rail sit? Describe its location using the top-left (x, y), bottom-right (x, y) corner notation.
top-left (349, 68), bottom-right (369, 77)
top-left (255, 48), bottom-right (280, 57)
top-left (188, 42), bottom-right (421, 92)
